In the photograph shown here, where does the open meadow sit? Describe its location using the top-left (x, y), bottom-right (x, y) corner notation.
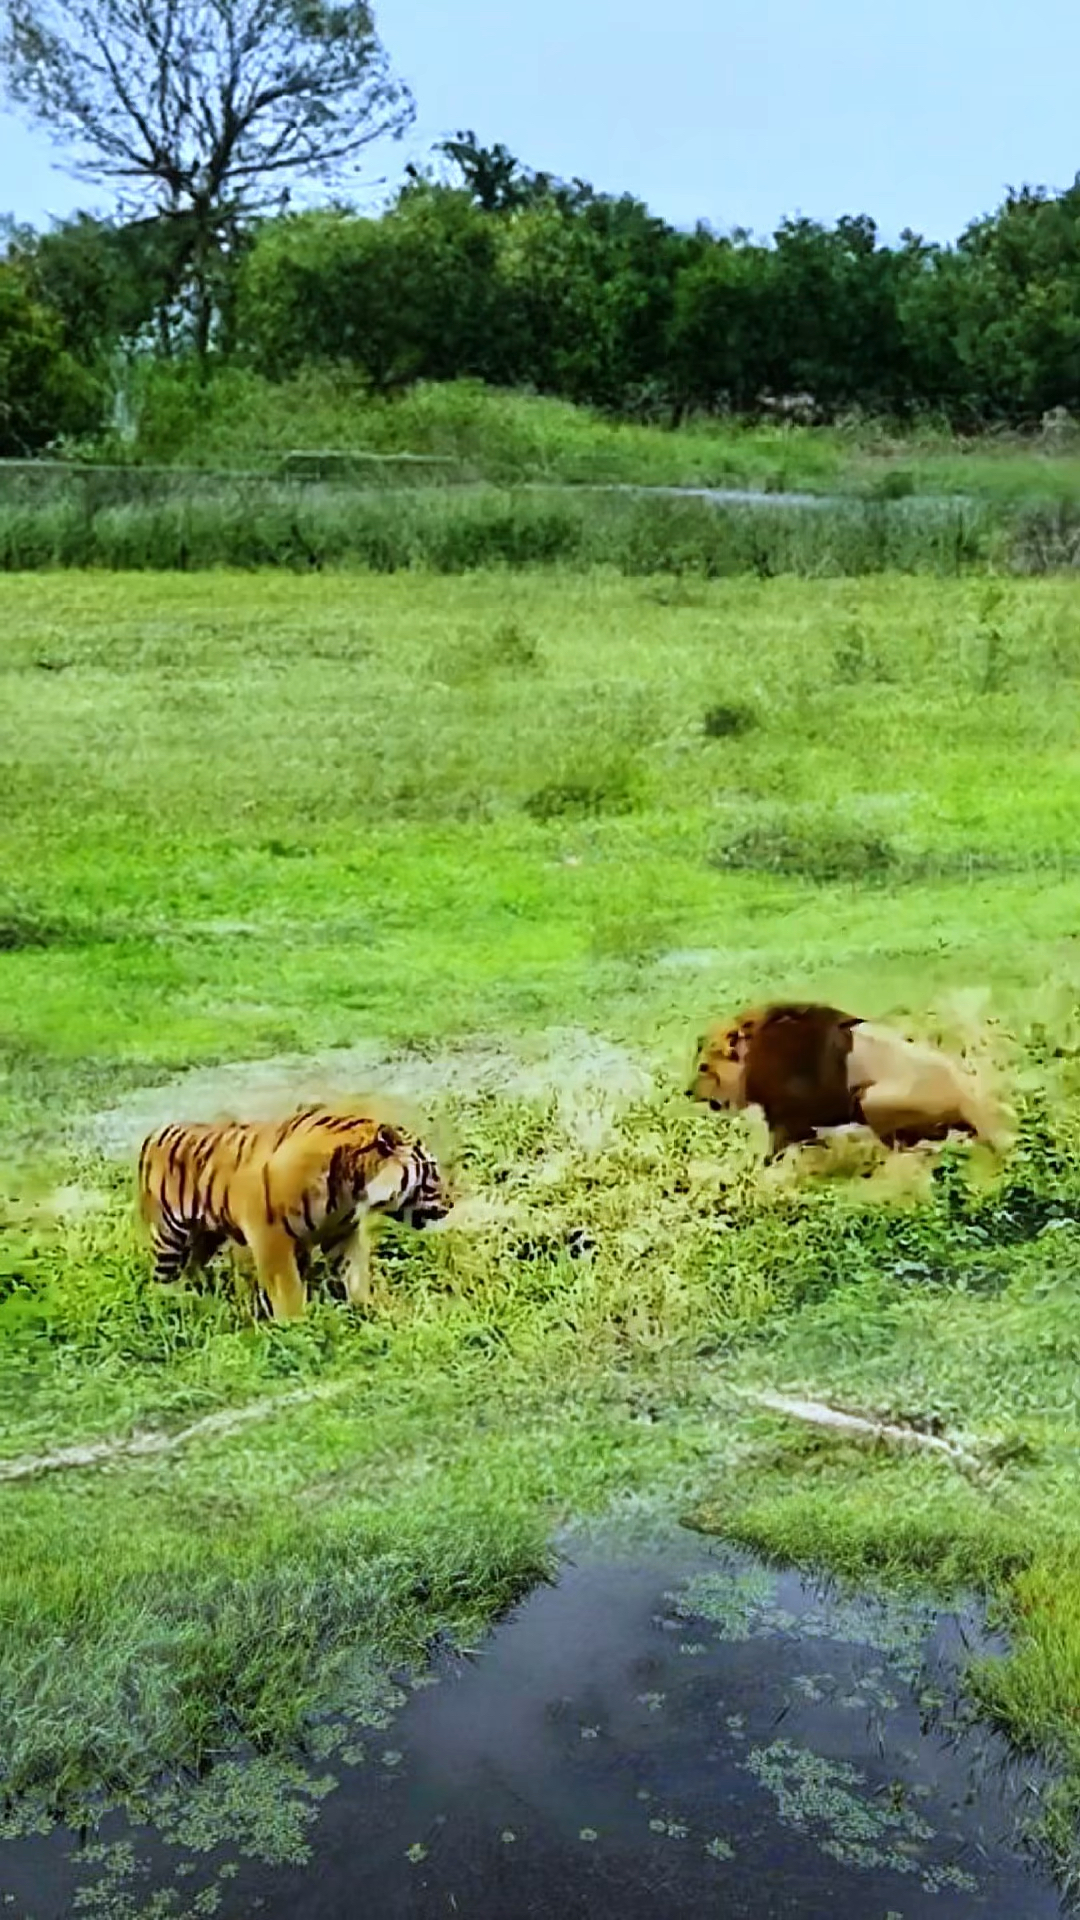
top-left (5, 566), bottom-right (1080, 1896)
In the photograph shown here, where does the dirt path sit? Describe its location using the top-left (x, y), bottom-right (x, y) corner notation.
top-left (85, 1029), bottom-right (654, 1159)
top-left (0, 1380), bottom-right (354, 1484)
top-left (1, 1375), bottom-right (990, 1489)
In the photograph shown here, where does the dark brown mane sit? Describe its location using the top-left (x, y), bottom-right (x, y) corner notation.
top-left (742, 1002), bottom-right (864, 1150)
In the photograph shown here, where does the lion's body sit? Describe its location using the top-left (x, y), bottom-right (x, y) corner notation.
top-left (688, 1002), bottom-right (1003, 1157)
top-left (845, 1022), bottom-right (1002, 1147)
top-left (137, 1107), bottom-right (450, 1320)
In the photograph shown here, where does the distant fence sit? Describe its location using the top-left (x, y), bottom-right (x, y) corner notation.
top-left (0, 449), bottom-right (467, 506)
top-left (277, 449), bottom-right (458, 483)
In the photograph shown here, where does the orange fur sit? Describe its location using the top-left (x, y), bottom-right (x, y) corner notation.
top-left (137, 1106), bottom-right (450, 1320)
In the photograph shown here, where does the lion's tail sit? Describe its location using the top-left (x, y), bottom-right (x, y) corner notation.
top-left (959, 1079), bottom-right (1011, 1151)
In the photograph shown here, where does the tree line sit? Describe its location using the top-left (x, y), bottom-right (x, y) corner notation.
top-left (2, 1), bottom-right (1080, 453)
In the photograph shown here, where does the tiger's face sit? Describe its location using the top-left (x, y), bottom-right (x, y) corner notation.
top-left (685, 1019), bottom-right (756, 1112)
top-left (390, 1144), bottom-right (453, 1231)
top-left (364, 1129), bottom-right (453, 1230)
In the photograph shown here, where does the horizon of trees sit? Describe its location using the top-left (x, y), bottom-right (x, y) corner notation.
top-left (6, 128), bottom-right (1080, 453)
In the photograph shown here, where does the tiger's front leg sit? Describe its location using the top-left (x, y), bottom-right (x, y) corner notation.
top-left (150, 1220), bottom-right (225, 1287)
top-left (245, 1221), bottom-right (307, 1322)
top-left (336, 1214), bottom-right (373, 1308)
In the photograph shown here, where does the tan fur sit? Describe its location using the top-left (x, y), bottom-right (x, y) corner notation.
top-left (845, 1022), bottom-right (1004, 1148)
top-left (137, 1106), bottom-right (451, 1321)
top-left (687, 1001), bottom-right (1005, 1158)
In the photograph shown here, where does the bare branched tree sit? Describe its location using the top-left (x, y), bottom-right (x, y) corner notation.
top-left (0, 0), bottom-right (414, 356)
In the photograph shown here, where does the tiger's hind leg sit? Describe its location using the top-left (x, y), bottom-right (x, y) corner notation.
top-left (150, 1218), bottom-right (196, 1286)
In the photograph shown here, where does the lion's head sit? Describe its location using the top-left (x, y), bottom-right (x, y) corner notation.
top-left (685, 1010), bottom-right (765, 1112)
top-left (687, 1002), bottom-right (863, 1148)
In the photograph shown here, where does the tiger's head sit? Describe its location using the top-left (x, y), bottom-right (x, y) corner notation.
top-left (364, 1125), bottom-right (453, 1230)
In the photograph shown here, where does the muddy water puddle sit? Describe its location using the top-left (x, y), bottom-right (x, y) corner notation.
top-left (0, 1541), bottom-right (1062, 1919)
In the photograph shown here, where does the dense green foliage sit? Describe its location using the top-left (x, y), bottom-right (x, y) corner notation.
top-left (0, 258), bottom-right (103, 453)
top-left (4, 212), bottom-right (190, 368)
top-left (11, 146), bottom-right (1080, 452)
top-left (231, 175), bottom-right (1080, 424)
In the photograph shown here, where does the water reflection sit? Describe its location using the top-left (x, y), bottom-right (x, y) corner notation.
top-left (0, 1542), bottom-right (1062, 1919)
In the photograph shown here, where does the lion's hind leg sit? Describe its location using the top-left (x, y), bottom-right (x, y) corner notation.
top-left (860, 1083), bottom-right (959, 1149)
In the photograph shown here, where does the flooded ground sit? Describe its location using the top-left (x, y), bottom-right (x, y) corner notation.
top-left (0, 1539), bottom-right (1063, 1920)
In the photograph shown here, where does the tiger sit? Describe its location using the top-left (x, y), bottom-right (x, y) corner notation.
top-left (137, 1107), bottom-right (452, 1321)
top-left (687, 1001), bottom-right (1006, 1159)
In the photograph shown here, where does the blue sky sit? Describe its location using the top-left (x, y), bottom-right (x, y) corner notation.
top-left (2, 0), bottom-right (1078, 243)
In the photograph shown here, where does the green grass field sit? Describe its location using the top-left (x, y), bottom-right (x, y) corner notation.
top-left (5, 568), bottom-right (1080, 1884)
top-left (90, 368), bottom-right (851, 488)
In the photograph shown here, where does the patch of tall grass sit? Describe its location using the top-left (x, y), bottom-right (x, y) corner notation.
top-left (711, 808), bottom-right (1080, 885)
top-left (0, 485), bottom-right (997, 576)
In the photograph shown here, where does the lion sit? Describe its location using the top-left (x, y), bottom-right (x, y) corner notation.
top-left (686, 1001), bottom-right (1005, 1158)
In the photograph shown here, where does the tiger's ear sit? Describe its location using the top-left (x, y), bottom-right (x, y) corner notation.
top-left (375, 1123), bottom-right (399, 1156)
